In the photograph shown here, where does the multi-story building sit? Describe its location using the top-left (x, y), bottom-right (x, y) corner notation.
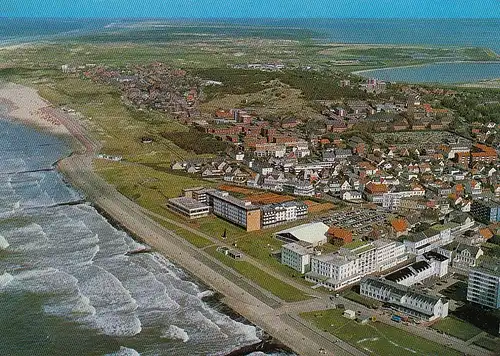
top-left (467, 259), bottom-right (500, 309)
top-left (364, 182), bottom-right (388, 204)
top-left (382, 185), bottom-right (426, 211)
top-left (281, 242), bottom-right (313, 274)
top-left (437, 242), bottom-right (483, 272)
top-left (167, 197), bottom-right (210, 219)
top-left (305, 239), bottom-right (407, 290)
top-left (360, 276), bottom-right (449, 321)
top-left (206, 190), bottom-right (262, 231)
top-left (261, 201), bottom-right (308, 228)
top-left (403, 225), bottom-right (452, 255)
top-left (470, 199), bottom-right (500, 223)
top-left (384, 252), bottom-right (449, 287)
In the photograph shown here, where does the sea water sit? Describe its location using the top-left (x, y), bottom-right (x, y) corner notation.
top-left (0, 117), bottom-right (289, 355)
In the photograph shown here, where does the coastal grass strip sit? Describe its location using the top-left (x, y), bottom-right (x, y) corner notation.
top-left (301, 309), bottom-right (463, 356)
top-left (206, 246), bottom-right (310, 303)
top-left (473, 335), bottom-right (500, 353)
top-left (151, 217), bottom-right (213, 248)
top-left (430, 317), bottom-right (483, 341)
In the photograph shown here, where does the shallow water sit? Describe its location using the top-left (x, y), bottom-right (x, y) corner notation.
top-left (355, 62), bottom-right (500, 84)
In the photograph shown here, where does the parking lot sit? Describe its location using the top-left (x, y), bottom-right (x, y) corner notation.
top-left (320, 208), bottom-right (394, 238)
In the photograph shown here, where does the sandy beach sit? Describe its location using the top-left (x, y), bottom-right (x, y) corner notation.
top-left (0, 82), bottom-right (70, 136)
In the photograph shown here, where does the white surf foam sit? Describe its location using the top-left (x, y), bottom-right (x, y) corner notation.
top-left (105, 346), bottom-right (140, 356)
top-left (0, 272), bottom-right (14, 288)
top-left (0, 234), bottom-right (9, 249)
top-left (163, 325), bottom-right (190, 343)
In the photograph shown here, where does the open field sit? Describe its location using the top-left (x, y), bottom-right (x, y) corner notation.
top-left (301, 309), bottom-right (463, 356)
top-left (431, 317), bottom-right (483, 341)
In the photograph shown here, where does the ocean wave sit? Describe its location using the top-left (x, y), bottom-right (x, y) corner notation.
top-left (0, 272), bottom-right (14, 288)
top-left (106, 346), bottom-right (141, 356)
top-left (162, 325), bottom-right (190, 343)
top-left (0, 234), bottom-right (9, 249)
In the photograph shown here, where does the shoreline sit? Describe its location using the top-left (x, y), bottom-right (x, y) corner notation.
top-left (352, 60), bottom-right (500, 75)
top-left (0, 82), bottom-right (302, 355)
top-left (92, 203), bottom-right (292, 355)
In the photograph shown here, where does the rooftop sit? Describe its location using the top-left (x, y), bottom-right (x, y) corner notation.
top-left (207, 190), bottom-right (260, 210)
top-left (168, 197), bottom-right (209, 210)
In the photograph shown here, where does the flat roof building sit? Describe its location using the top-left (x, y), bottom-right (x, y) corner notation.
top-left (167, 197), bottom-right (210, 219)
top-left (281, 242), bottom-right (313, 274)
top-left (206, 190), bottom-right (261, 231)
top-left (467, 258), bottom-right (500, 309)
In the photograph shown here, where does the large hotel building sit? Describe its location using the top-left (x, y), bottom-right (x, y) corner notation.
top-left (206, 190), bottom-right (261, 232)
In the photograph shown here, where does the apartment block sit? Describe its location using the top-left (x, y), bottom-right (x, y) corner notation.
top-left (261, 201), bottom-right (308, 228)
top-left (206, 190), bottom-right (261, 231)
top-left (470, 199), bottom-right (500, 224)
top-left (467, 259), bottom-right (500, 309)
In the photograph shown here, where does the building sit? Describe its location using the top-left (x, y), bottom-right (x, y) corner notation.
top-left (281, 242), bottom-right (313, 274)
top-left (167, 197), bottom-right (210, 219)
top-left (305, 239), bottom-right (407, 290)
top-left (403, 225), bottom-right (452, 255)
top-left (360, 276), bottom-right (449, 321)
top-left (470, 199), bottom-right (500, 223)
top-left (327, 226), bottom-right (353, 245)
top-left (261, 201), bottom-right (308, 228)
top-left (470, 144), bottom-right (497, 164)
top-left (275, 222), bottom-right (329, 247)
top-left (364, 182), bottom-right (388, 204)
top-left (467, 258), bottom-right (500, 309)
top-left (206, 190), bottom-right (261, 231)
top-left (384, 253), bottom-right (448, 287)
top-left (437, 242), bottom-right (483, 271)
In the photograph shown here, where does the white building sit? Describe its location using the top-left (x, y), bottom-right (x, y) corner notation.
top-left (403, 225), bottom-right (452, 255)
top-left (467, 259), bottom-right (500, 309)
top-left (384, 252), bottom-right (449, 287)
top-left (437, 242), bottom-right (483, 272)
top-left (281, 242), bottom-right (313, 274)
top-left (167, 197), bottom-right (210, 219)
top-left (360, 276), bottom-right (449, 321)
top-left (305, 239), bottom-right (407, 290)
top-left (275, 222), bottom-right (329, 247)
top-left (382, 188), bottom-right (425, 211)
top-left (261, 201), bottom-right (308, 228)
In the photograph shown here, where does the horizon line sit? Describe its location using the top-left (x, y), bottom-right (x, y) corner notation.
top-left (1, 16), bottom-right (500, 20)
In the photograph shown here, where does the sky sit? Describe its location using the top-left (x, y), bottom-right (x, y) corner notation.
top-left (1, 0), bottom-right (499, 18)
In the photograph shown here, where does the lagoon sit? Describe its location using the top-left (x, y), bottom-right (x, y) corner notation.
top-left (355, 62), bottom-right (500, 84)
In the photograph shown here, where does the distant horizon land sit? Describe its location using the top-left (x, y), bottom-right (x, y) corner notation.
top-left (1, 16), bottom-right (500, 20)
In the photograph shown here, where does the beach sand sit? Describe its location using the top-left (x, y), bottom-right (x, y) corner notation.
top-left (0, 81), bottom-right (70, 136)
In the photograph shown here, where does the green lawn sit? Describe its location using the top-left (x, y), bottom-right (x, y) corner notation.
top-left (301, 309), bottom-right (462, 356)
top-left (473, 335), bottom-right (500, 353)
top-left (431, 316), bottom-right (483, 341)
top-left (343, 290), bottom-right (382, 309)
top-left (206, 246), bottom-right (310, 302)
